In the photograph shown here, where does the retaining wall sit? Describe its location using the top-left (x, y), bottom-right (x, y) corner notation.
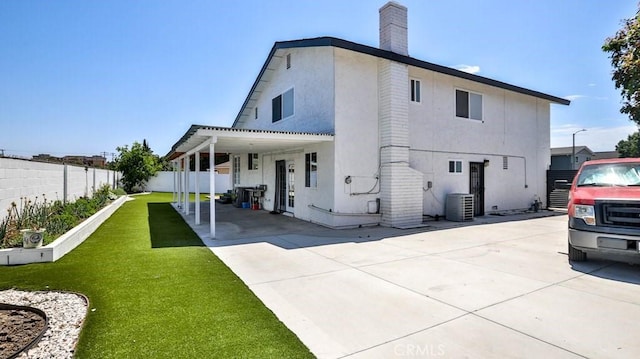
top-left (0, 195), bottom-right (128, 265)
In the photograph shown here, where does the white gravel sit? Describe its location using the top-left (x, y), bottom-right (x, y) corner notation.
top-left (0, 289), bottom-right (88, 359)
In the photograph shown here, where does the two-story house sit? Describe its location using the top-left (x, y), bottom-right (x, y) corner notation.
top-left (168, 2), bottom-right (569, 237)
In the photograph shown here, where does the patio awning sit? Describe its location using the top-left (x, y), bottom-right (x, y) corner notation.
top-left (167, 125), bottom-right (334, 159)
top-left (167, 125), bottom-right (334, 239)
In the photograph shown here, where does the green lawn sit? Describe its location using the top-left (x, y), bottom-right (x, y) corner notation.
top-left (0, 193), bottom-right (313, 358)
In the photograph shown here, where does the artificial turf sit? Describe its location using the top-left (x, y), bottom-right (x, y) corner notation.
top-left (0, 193), bottom-right (314, 358)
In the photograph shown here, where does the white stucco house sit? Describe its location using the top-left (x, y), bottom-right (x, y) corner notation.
top-left (168, 2), bottom-right (569, 237)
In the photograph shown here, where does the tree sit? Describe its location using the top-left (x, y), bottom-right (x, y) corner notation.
top-left (113, 140), bottom-right (163, 193)
top-left (616, 131), bottom-right (640, 157)
top-left (603, 8), bottom-right (640, 124)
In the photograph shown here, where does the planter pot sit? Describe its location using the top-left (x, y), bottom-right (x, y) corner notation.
top-left (21, 229), bottom-right (45, 248)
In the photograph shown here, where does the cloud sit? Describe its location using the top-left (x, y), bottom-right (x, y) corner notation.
top-left (564, 94), bottom-right (586, 101)
top-left (588, 83), bottom-right (596, 87)
top-left (454, 64), bottom-right (480, 74)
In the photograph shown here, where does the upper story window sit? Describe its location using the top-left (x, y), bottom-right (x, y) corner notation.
top-left (255, 107), bottom-right (258, 120)
top-left (456, 89), bottom-right (483, 121)
top-left (272, 88), bottom-right (294, 123)
top-left (286, 53), bottom-right (291, 69)
top-left (410, 79), bottom-right (421, 103)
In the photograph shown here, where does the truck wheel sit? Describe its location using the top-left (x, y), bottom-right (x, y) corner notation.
top-left (568, 241), bottom-right (587, 261)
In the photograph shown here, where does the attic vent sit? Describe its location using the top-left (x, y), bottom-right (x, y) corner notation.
top-left (286, 53), bottom-right (291, 69)
top-left (503, 156), bottom-right (508, 170)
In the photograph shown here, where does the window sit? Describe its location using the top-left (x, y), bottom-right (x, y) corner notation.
top-left (448, 160), bottom-right (463, 174)
top-left (305, 152), bottom-right (317, 188)
top-left (455, 89), bottom-right (483, 121)
top-left (410, 79), bottom-right (421, 103)
top-left (503, 156), bottom-right (508, 170)
top-left (272, 88), bottom-right (294, 122)
top-left (232, 156), bottom-right (241, 185)
top-left (255, 107), bottom-right (258, 120)
top-left (248, 153), bottom-right (259, 170)
top-left (286, 53), bottom-right (291, 69)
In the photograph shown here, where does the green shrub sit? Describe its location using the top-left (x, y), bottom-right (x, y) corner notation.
top-left (0, 186), bottom-right (119, 249)
top-left (112, 188), bottom-right (127, 196)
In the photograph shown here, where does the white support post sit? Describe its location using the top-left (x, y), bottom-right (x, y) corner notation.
top-left (184, 155), bottom-right (190, 215)
top-left (172, 161), bottom-right (177, 203)
top-left (178, 159), bottom-right (183, 209)
top-left (209, 141), bottom-right (216, 238)
top-left (195, 151), bottom-right (201, 225)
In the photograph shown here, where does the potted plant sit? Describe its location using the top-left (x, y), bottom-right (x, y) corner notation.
top-left (21, 227), bottom-right (45, 248)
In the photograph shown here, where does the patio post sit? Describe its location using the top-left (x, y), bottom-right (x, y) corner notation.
top-left (209, 140), bottom-right (216, 238)
top-left (172, 161), bottom-right (177, 203)
top-left (185, 155), bottom-right (190, 215)
top-left (178, 158), bottom-right (183, 209)
top-left (195, 151), bottom-right (201, 225)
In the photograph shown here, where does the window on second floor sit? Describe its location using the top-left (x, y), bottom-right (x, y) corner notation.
top-left (410, 79), bottom-right (421, 103)
top-left (456, 89), bottom-right (483, 121)
top-left (272, 88), bottom-right (294, 122)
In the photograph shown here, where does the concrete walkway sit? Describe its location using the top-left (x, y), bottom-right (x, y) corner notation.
top-left (178, 203), bottom-right (640, 358)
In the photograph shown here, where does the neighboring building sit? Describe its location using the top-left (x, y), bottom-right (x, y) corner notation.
top-left (550, 146), bottom-right (594, 170)
top-left (168, 2), bottom-right (569, 235)
top-left (593, 150), bottom-right (620, 160)
top-left (32, 154), bottom-right (107, 168)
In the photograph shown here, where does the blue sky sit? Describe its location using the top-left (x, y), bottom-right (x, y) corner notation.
top-left (0, 0), bottom-right (637, 159)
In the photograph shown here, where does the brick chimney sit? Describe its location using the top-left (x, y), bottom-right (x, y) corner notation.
top-left (379, 1), bottom-right (408, 56)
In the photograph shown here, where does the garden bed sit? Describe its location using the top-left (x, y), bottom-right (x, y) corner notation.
top-left (0, 196), bottom-right (127, 266)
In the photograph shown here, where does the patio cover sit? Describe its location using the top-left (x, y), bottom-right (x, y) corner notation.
top-left (167, 125), bottom-right (334, 238)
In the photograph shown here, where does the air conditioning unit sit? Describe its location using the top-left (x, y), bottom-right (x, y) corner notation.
top-left (446, 193), bottom-right (474, 221)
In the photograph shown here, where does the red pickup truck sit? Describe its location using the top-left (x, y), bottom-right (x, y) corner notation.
top-left (567, 158), bottom-right (640, 261)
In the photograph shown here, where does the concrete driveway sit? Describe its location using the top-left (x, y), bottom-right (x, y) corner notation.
top-left (181, 205), bottom-right (640, 358)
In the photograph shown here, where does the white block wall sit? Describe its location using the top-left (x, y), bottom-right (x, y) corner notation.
top-left (145, 171), bottom-right (231, 194)
top-left (0, 158), bottom-right (117, 211)
top-left (378, 59), bottom-right (423, 227)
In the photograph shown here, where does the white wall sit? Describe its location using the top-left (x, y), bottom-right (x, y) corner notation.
top-left (407, 67), bottom-right (551, 214)
top-left (333, 49), bottom-right (380, 215)
top-left (0, 158), bottom-right (117, 211)
top-left (145, 171), bottom-right (231, 194)
top-left (237, 46), bottom-right (335, 134)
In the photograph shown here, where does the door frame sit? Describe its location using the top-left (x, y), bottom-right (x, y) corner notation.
top-left (275, 160), bottom-right (286, 213)
top-left (469, 162), bottom-right (485, 216)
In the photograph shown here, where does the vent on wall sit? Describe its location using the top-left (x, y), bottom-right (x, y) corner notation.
top-left (445, 193), bottom-right (474, 221)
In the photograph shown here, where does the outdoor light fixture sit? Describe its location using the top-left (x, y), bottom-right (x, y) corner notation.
top-left (345, 176), bottom-right (352, 184)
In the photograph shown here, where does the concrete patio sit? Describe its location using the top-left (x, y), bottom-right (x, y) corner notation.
top-left (177, 202), bottom-right (640, 358)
